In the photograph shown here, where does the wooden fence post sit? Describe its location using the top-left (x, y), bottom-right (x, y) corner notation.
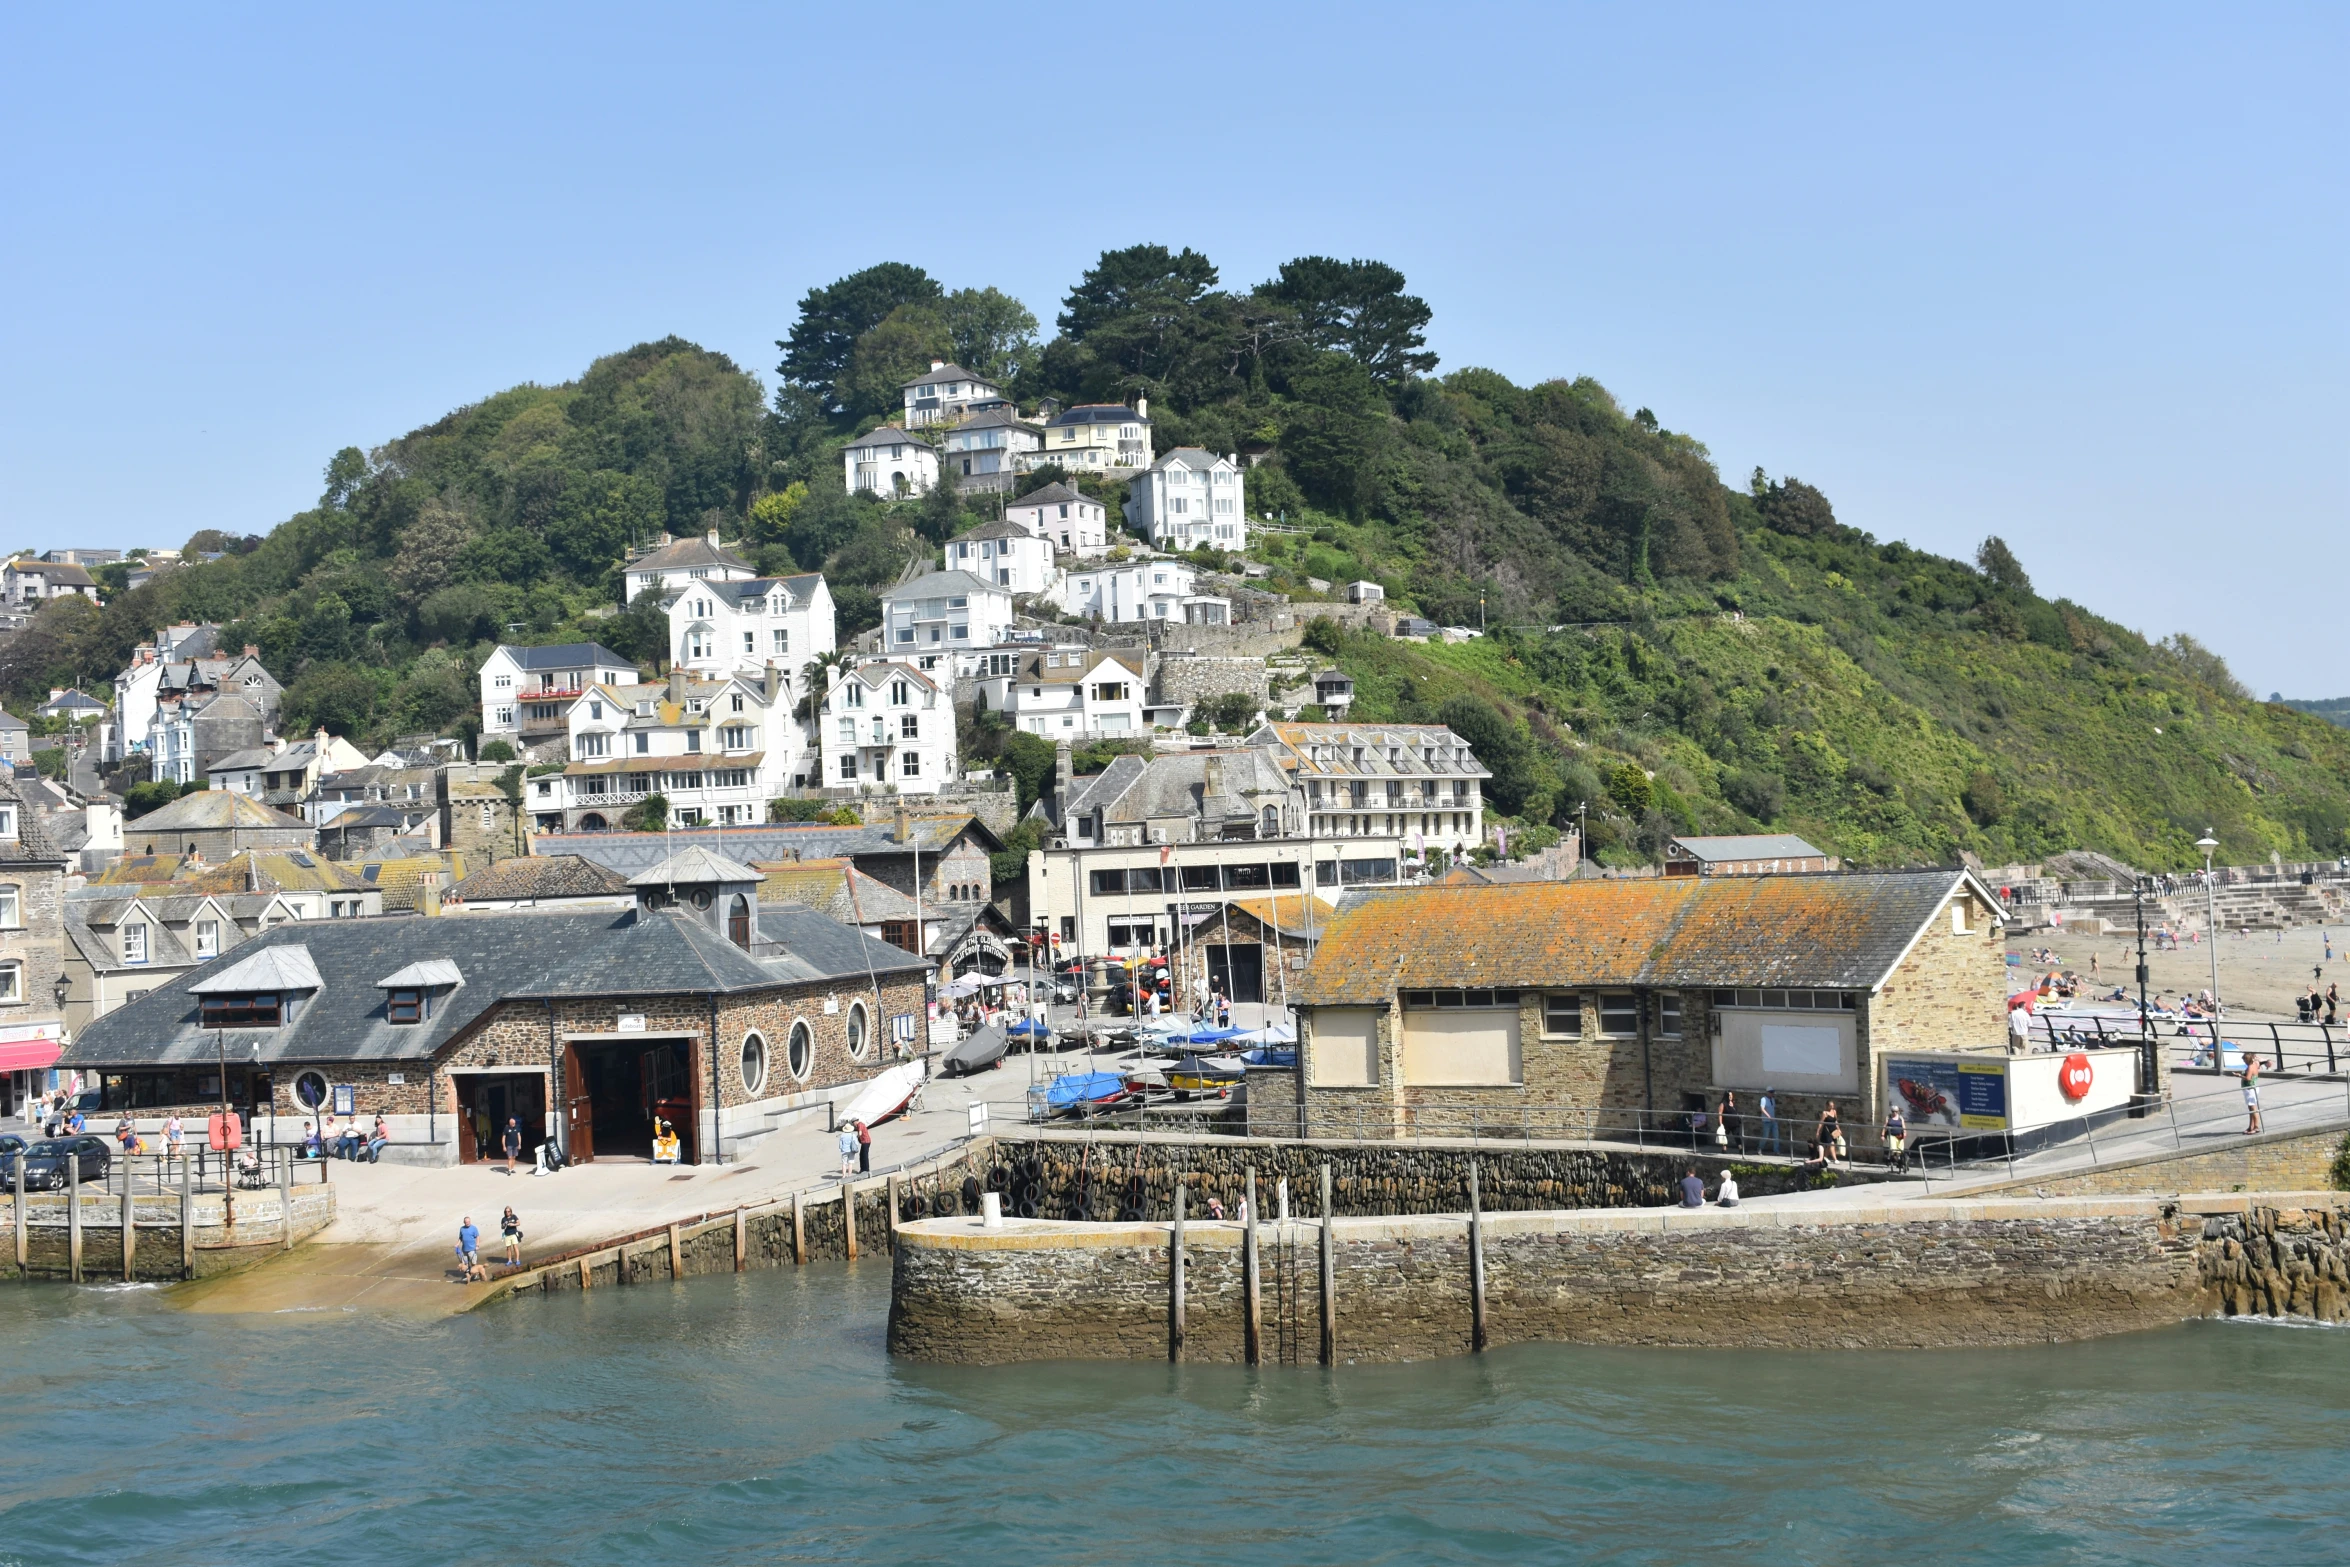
top-left (792, 1190), bottom-right (806, 1264)
top-left (1243, 1166), bottom-right (1261, 1367)
top-left (1468, 1158), bottom-right (1487, 1353)
top-left (578, 1254), bottom-right (592, 1290)
top-left (1318, 1162), bottom-right (1336, 1366)
top-left (667, 1222), bottom-right (684, 1282)
top-left (1169, 1184), bottom-right (1186, 1363)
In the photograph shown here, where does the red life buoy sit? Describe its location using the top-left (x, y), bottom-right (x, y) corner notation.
top-left (2059, 1052), bottom-right (2094, 1101)
top-left (208, 1111), bottom-right (243, 1151)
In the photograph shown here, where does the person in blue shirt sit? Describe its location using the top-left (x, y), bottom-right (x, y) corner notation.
top-left (456, 1216), bottom-right (483, 1282)
top-left (1679, 1169), bottom-right (1706, 1208)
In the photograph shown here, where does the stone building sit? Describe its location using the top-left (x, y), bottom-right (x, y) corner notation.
top-left (63, 903), bottom-right (928, 1167)
top-left (123, 790), bottom-right (315, 859)
top-left (1284, 869), bottom-right (2010, 1142)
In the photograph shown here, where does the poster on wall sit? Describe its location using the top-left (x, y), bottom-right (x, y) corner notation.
top-left (1884, 1057), bottom-right (2009, 1131)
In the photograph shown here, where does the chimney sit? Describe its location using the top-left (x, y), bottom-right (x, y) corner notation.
top-left (1135, 397), bottom-right (1148, 421)
top-left (930, 358), bottom-right (945, 372)
top-left (1203, 755), bottom-right (1225, 800)
top-left (243, 645), bottom-right (258, 659)
top-left (764, 663), bottom-right (783, 704)
top-left (895, 802), bottom-right (911, 844)
top-left (667, 666), bottom-right (686, 703)
top-left (1053, 739), bottom-right (1073, 826)
top-left (706, 527), bottom-right (720, 546)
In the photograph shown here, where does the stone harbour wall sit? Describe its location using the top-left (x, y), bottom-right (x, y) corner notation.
top-left (1959, 1125), bottom-right (2349, 1199)
top-left (888, 1193), bottom-right (2350, 1365)
top-left (9, 1185), bottom-right (337, 1282)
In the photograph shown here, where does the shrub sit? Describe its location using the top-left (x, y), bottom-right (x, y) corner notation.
top-left (478, 740), bottom-right (517, 762)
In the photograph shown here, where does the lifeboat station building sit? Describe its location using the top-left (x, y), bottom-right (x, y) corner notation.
top-left (62, 852), bottom-right (926, 1168)
top-left (1281, 868), bottom-right (2016, 1143)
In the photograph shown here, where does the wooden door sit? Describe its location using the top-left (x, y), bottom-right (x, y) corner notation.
top-left (563, 1044), bottom-right (595, 1164)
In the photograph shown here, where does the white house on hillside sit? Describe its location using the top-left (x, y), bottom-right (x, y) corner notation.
top-left (819, 661), bottom-right (956, 796)
top-left (877, 570), bottom-right (1016, 666)
top-left (901, 361), bottom-right (1007, 429)
top-left (2, 558), bottom-right (99, 607)
top-left (1047, 559), bottom-right (1230, 625)
top-left (666, 574), bottom-right (836, 681)
top-left (943, 519), bottom-right (1057, 594)
top-left (1004, 481), bottom-right (1110, 556)
top-left (1126, 449), bottom-right (1247, 553)
top-left (942, 408), bottom-right (1041, 493)
top-left (621, 532), bottom-right (757, 606)
top-left (843, 426), bottom-right (939, 498)
top-left (542, 668), bottom-right (805, 832)
top-left (477, 642), bottom-right (640, 748)
top-left (975, 648), bottom-right (1149, 737)
top-left (1036, 401), bottom-right (1152, 472)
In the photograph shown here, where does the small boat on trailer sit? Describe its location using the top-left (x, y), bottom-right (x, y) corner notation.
top-left (839, 1062), bottom-right (924, 1129)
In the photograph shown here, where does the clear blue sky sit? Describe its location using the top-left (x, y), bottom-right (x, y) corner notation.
top-left (3, 3), bottom-right (2341, 695)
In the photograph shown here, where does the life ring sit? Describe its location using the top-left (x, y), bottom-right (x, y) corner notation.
top-left (2059, 1052), bottom-right (2095, 1100)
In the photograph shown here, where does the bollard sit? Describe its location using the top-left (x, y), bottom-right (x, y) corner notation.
top-left (179, 1153), bottom-right (194, 1280)
top-left (1169, 1184), bottom-right (1186, 1363)
top-left (1243, 1167), bottom-right (1261, 1367)
top-left (668, 1222), bottom-right (684, 1282)
top-left (1318, 1163), bottom-right (1336, 1366)
top-left (68, 1150), bottom-right (81, 1283)
top-left (842, 1181), bottom-right (858, 1261)
top-left (792, 1190), bottom-right (806, 1263)
top-left (1468, 1159), bottom-right (1488, 1353)
top-left (981, 1190), bottom-right (1002, 1228)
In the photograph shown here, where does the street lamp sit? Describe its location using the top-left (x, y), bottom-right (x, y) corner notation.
top-left (2196, 832), bottom-right (2222, 1027)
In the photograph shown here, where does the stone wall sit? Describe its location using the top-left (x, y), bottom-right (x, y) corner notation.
top-left (9, 1183), bottom-right (337, 1282)
top-left (2197, 1202), bottom-right (2350, 1320)
top-left (1150, 654), bottom-right (1271, 709)
top-left (889, 1194), bottom-right (2347, 1365)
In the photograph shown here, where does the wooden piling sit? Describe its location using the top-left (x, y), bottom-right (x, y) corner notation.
top-left (1468, 1159), bottom-right (1488, 1353)
top-left (668, 1222), bottom-right (684, 1282)
top-left (179, 1155), bottom-right (194, 1280)
top-left (14, 1153), bottom-right (26, 1275)
top-left (843, 1181), bottom-right (858, 1261)
top-left (1318, 1162), bottom-right (1336, 1366)
top-left (1243, 1166), bottom-right (1261, 1367)
top-left (121, 1175), bottom-right (134, 1281)
top-left (278, 1151), bottom-right (294, 1252)
top-left (577, 1254), bottom-right (592, 1290)
top-left (67, 1151), bottom-right (81, 1283)
top-left (1169, 1184), bottom-right (1187, 1363)
top-left (888, 1173), bottom-right (902, 1249)
top-left (791, 1190), bottom-right (806, 1264)
top-left (733, 1207), bottom-right (746, 1272)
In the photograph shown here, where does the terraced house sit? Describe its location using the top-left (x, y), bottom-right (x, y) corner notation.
top-left (1250, 721), bottom-right (1491, 857)
top-left (542, 667), bottom-right (804, 832)
top-left (1280, 870), bottom-right (2012, 1146)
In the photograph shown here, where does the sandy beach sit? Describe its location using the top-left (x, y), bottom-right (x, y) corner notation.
top-left (2011, 921), bottom-right (2343, 1021)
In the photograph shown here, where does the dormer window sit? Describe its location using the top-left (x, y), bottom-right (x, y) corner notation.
top-left (200, 993), bottom-right (281, 1028)
top-left (387, 988), bottom-right (425, 1024)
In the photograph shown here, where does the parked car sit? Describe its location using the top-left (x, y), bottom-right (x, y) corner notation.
top-left (0, 1132), bottom-right (24, 1183)
top-left (18, 1136), bottom-right (109, 1191)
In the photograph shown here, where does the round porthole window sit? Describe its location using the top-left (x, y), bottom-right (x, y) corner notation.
top-left (740, 1032), bottom-right (767, 1096)
top-left (846, 1003), bottom-right (870, 1061)
top-left (787, 1021), bottom-right (812, 1081)
top-left (293, 1071), bottom-right (329, 1110)
top-left (691, 888), bottom-right (713, 910)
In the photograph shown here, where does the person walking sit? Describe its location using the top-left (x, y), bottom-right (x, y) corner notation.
top-left (1757, 1090), bottom-right (1780, 1157)
top-left (163, 1113), bottom-right (184, 1169)
top-left (1883, 1105), bottom-right (1909, 1174)
top-left (1717, 1090), bottom-right (1741, 1155)
top-left (502, 1115), bottom-right (522, 1176)
top-left (500, 1206), bottom-right (523, 1270)
top-left (2241, 1053), bottom-right (2263, 1135)
top-left (836, 1121), bottom-right (857, 1176)
top-left (855, 1119), bottom-right (872, 1174)
top-left (1816, 1102), bottom-right (1844, 1166)
top-left (455, 1216), bottom-right (484, 1283)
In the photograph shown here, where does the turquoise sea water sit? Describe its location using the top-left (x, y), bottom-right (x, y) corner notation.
top-left (2, 1264), bottom-right (2345, 1565)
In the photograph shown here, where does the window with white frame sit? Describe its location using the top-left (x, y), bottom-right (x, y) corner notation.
top-left (576, 733), bottom-right (609, 759)
top-left (195, 919), bottom-right (220, 959)
top-left (838, 755), bottom-right (858, 780)
top-left (902, 752), bottom-right (921, 778)
top-left (0, 885), bottom-right (18, 928)
top-left (772, 629), bottom-right (789, 654)
top-left (900, 713), bottom-right (919, 740)
top-left (123, 923), bottom-right (147, 963)
top-left (0, 962), bottom-right (20, 1002)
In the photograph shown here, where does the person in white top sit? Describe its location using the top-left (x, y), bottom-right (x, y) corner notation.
top-left (1713, 1171), bottom-right (1740, 1206)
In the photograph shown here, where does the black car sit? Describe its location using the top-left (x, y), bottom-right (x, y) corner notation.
top-left (0, 1132), bottom-right (24, 1183)
top-left (18, 1136), bottom-right (109, 1191)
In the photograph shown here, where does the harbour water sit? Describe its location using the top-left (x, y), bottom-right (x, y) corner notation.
top-left (4, 1264), bottom-right (2346, 1565)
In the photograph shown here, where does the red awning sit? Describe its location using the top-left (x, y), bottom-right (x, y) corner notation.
top-left (0, 1038), bottom-right (61, 1073)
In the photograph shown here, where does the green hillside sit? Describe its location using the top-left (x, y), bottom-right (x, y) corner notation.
top-left (8, 247), bottom-right (2345, 872)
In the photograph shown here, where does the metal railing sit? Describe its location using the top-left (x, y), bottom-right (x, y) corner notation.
top-left (7, 1142), bottom-right (327, 1201)
top-left (2028, 1011), bottom-right (2345, 1074)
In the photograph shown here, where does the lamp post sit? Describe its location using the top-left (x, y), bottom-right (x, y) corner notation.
top-left (2131, 876), bottom-right (2155, 1117)
top-left (2197, 831), bottom-right (2222, 1033)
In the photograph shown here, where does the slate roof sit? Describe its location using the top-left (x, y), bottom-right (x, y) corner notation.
top-left (686, 574), bottom-right (827, 611)
top-left (1294, 871), bottom-right (1988, 1005)
top-left (844, 425), bottom-right (928, 453)
top-left (753, 902), bottom-right (934, 986)
top-left (947, 407), bottom-right (1036, 433)
top-left (89, 849), bottom-right (363, 896)
top-left (548, 816), bottom-right (998, 878)
top-left (501, 642), bottom-right (634, 672)
top-left (0, 711), bottom-right (29, 732)
top-left (1145, 447), bottom-right (1229, 472)
top-left (0, 775), bottom-right (65, 867)
top-left (1667, 834), bottom-right (1829, 863)
top-left (879, 569), bottom-right (1004, 602)
top-left (630, 844), bottom-right (762, 888)
top-left (1063, 749), bottom-right (1290, 830)
top-left (900, 362), bottom-right (994, 389)
top-left (65, 908), bottom-right (198, 974)
top-left (952, 516), bottom-right (1043, 544)
top-left (1253, 721), bottom-right (1492, 781)
top-left (1046, 404), bottom-right (1143, 427)
top-left (126, 790), bottom-right (312, 834)
top-left (754, 859), bottom-right (918, 925)
top-left (627, 536), bottom-right (752, 575)
top-left (449, 854), bottom-right (630, 903)
top-left (38, 689), bottom-right (105, 712)
top-left (65, 908), bottom-right (889, 1069)
top-left (1006, 482), bottom-right (1094, 512)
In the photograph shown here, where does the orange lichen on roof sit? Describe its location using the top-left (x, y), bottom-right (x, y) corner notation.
top-left (1218, 893), bottom-right (1338, 940)
top-left (1295, 871), bottom-right (1970, 1005)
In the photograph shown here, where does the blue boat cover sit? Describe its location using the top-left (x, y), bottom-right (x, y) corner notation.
top-left (1008, 1018), bottom-right (1053, 1037)
top-left (1045, 1070), bottom-right (1125, 1108)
